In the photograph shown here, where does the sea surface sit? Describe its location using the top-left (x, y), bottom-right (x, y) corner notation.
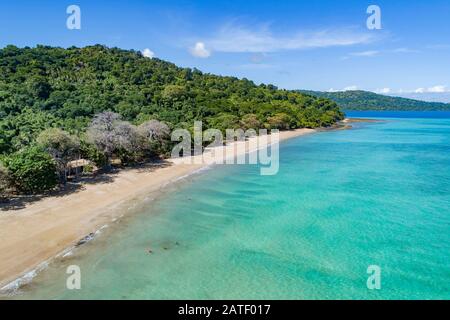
top-left (8, 111), bottom-right (450, 299)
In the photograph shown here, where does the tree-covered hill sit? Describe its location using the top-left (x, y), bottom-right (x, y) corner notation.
top-left (0, 45), bottom-right (344, 195)
top-left (299, 90), bottom-right (450, 111)
top-left (0, 45), bottom-right (343, 156)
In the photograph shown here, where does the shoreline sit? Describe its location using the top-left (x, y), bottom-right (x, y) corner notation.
top-left (0, 128), bottom-right (316, 291)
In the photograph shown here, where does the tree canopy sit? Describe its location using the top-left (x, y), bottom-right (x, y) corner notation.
top-left (0, 45), bottom-right (343, 156)
top-left (3, 146), bottom-right (58, 192)
top-left (0, 44), bottom-right (344, 195)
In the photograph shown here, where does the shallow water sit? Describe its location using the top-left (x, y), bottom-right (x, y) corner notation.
top-left (10, 115), bottom-right (450, 299)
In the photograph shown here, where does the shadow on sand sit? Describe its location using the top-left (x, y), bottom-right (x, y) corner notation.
top-left (0, 161), bottom-right (172, 212)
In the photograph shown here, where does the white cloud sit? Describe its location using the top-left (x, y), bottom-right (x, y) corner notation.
top-left (377, 86), bottom-right (450, 95)
top-left (204, 23), bottom-right (377, 53)
top-left (142, 48), bottom-right (155, 59)
top-left (343, 85), bottom-right (358, 91)
top-left (189, 42), bottom-right (211, 58)
top-left (327, 86), bottom-right (358, 92)
top-left (376, 88), bottom-right (391, 94)
top-left (344, 47), bottom-right (417, 60)
top-left (412, 86), bottom-right (448, 94)
top-left (350, 50), bottom-right (379, 57)
top-left (391, 47), bottom-right (419, 53)
top-left (428, 85), bottom-right (447, 93)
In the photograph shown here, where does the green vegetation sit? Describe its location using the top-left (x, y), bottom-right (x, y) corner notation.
top-left (37, 128), bottom-right (80, 184)
top-left (300, 90), bottom-right (450, 111)
top-left (3, 146), bottom-right (58, 193)
top-left (0, 163), bottom-right (11, 201)
top-left (0, 45), bottom-right (343, 196)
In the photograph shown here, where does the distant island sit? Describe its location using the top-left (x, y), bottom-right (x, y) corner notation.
top-left (299, 90), bottom-right (450, 111)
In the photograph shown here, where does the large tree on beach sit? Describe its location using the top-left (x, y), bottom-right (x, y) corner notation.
top-left (138, 120), bottom-right (171, 156)
top-left (87, 112), bottom-right (122, 164)
top-left (37, 128), bottom-right (80, 183)
top-left (87, 112), bottom-right (144, 165)
top-left (3, 146), bottom-right (58, 193)
top-left (0, 163), bottom-right (11, 201)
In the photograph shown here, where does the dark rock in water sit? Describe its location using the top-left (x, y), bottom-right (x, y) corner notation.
top-left (76, 233), bottom-right (95, 247)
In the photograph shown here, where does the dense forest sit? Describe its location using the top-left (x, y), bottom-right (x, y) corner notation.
top-left (0, 45), bottom-right (343, 197)
top-left (300, 90), bottom-right (450, 111)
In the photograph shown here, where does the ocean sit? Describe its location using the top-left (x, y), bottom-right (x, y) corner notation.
top-left (10, 112), bottom-right (450, 299)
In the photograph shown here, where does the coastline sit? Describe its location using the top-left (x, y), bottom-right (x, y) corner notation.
top-left (0, 128), bottom-right (315, 291)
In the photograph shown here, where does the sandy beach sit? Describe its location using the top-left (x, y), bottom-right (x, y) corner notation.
top-left (0, 128), bottom-right (315, 290)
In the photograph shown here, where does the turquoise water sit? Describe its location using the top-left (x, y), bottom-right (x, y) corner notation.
top-left (11, 116), bottom-right (450, 299)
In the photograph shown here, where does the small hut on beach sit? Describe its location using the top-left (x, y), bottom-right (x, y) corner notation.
top-left (67, 159), bottom-right (98, 179)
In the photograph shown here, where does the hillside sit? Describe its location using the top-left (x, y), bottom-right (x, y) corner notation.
top-left (0, 45), bottom-right (343, 156)
top-left (299, 90), bottom-right (450, 111)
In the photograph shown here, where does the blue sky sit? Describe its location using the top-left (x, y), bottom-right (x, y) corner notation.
top-left (1, 0), bottom-right (449, 98)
